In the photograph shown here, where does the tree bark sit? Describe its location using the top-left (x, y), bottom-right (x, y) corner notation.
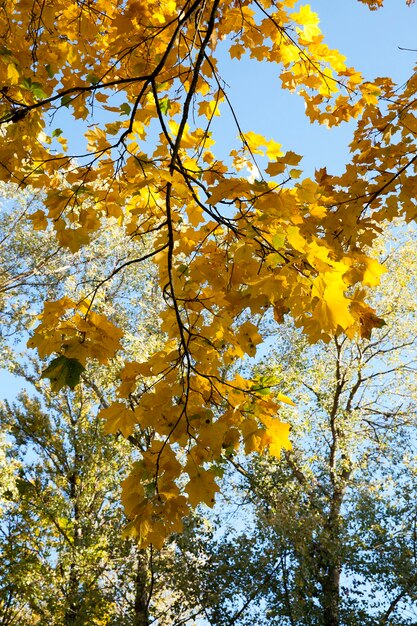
top-left (133, 550), bottom-right (150, 626)
top-left (65, 470), bottom-right (80, 626)
top-left (65, 429), bottom-right (83, 626)
top-left (321, 559), bottom-right (341, 626)
top-left (318, 338), bottom-right (352, 626)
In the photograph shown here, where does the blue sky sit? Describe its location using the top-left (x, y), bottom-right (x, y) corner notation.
top-left (215, 0), bottom-right (417, 175)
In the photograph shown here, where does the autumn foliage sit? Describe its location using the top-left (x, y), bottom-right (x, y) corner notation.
top-left (0, 0), bottom-right (414, 548)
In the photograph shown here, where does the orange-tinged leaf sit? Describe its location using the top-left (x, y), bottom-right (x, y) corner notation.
top-left (350, 301), bottom-right (386, 339)
top-left (29, 209), bottom-right (48, 230)
top-left (229, 43), bottom-right (246, 59)
top-left (198, 98), bottom-right (221, 118)
top-left (266, 160), bottom-right (287, 177)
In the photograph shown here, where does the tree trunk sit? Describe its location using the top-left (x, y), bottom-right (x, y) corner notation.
top-left (65, 468), bottom-right (82, 626)
top-left (321, 561), bottom-right (341, 626)
top-left (318, 482), bottom-right (347, 626)
top-left (133, 550), bottom-right (150, 626)
top-left (65, 563), bottom-right (79, 625)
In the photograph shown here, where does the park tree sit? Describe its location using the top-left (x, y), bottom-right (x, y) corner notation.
top-left (0, 385), bottom-right (215, 626)
top-left (0, 387), bottom-right (134, 626)
top-left (0, 0), bottom-right (416, 549)
top-left (174, 224), bottom-right (417, 625)
top-left (0, 189), bottom-right (213, 626)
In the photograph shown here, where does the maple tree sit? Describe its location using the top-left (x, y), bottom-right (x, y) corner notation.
top-left (0, 0), bottom-right (415, 548)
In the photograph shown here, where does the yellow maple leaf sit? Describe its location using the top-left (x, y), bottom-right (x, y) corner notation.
top-left (265, 139), bottom-right (283, 160)
top-left (277, 392), bottom-right (296, 406)
top-left (286, 226), bottom-right (306, 252)
top-left (198, 98), bottom-right (221, 119)
top-left (185, 469), bottom-right (220, 507)
top-left (292, 5), bottom-right (321, 42)
top-left (235, 321), bottom-right (263, 357)
top-left (261, 415), bottom-right (292, 457)
top-left (7, 63), bottom-right (19, 85)
top-left (98, 402), bottom-right (138, 437)
top-left (363, 257), bottom-right (387, 286)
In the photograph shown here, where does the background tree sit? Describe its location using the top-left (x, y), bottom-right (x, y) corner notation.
top-left (0, 188), bottom-right (208, 625)
top-left (0, 385), bottom-right (217, 626)
top-left (1, 388), bottom-right (132, 626)
top-left (170, 223), bottom-right (417, 625)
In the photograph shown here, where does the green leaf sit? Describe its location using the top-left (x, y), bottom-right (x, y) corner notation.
top-left (19, 76), bottom-right (46, 99)
top-left (86, 72), bottom-right (100, 85)
top-left (251, 374), bottom-right (282, 396)
top-left (159, 96), bottom-right (170, 115)
top-left (30, 81), bottom-right (47, 100)
top-left (144, 481), bottom-right (157, 498)
top-left (45, 63), bottom-right (54, 78)
top-left (20, 77), bottom-right (32, 90)
top-left (177, 263), bottom-right (189, 275)
top-left (16, 478), bottom-right (34, 496)
top-left (120, 102), bottom-right (131, 116)
top-left (61, 94), bottom-right (72, 108)
top-left (41, 355), bottom-right (85, 392)
top-left (52, 128), bottom-right (63, 138)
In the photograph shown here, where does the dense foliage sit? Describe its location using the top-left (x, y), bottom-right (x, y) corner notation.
top-left (1, 1), bottom-right (417, 623)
